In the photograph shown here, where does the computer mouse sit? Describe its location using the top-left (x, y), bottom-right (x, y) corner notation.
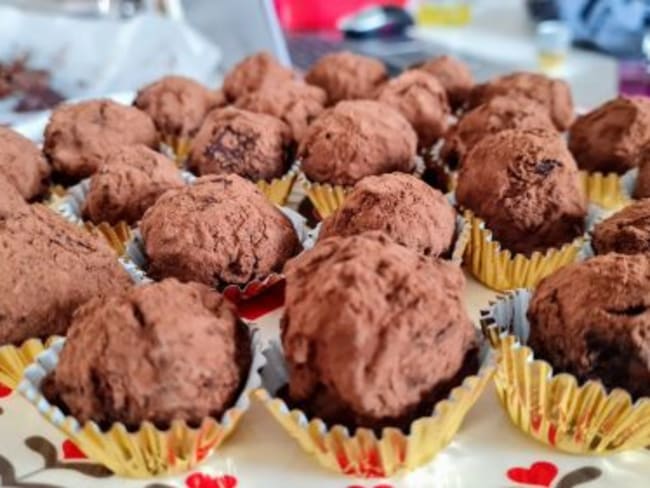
top-left (339, 5), bottom-right (414, 39)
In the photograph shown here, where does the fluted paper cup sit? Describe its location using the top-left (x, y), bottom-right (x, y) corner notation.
top-left (480, 290), bottom-right (650, 454)
top-left (255, 340), bottom-right (493, 477)
top-left (462, 207), bottom-right (602, 291)
top-left (579, 170), bottom-right (630, 210)
top-left (0, 337), bottom-right (62, 389)
top-left (18, 333), bottom-right (265, 477)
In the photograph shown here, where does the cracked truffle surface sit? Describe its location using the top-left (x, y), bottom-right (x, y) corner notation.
top-left (298, 100), bottom-right (417, 186)
top-left (188, 107), bottom-right (292, 181)
top-left (375, 70), bottom-right (450, 149)
top-left (592, 199), bottom-right (650, 256)
top-left (235, 80), bottom-right (326, 141)
top-left (528, 254), bottom-right (650, 399)
top-left (44, 278), bottom-right (251, 427)
top-left (44, 100), bottom-right (158, 180)
top-left (82, 145), bottom-right (184, 225)
top-left (222, 52), bottom-right (294, 102)
top-left (134, 75), bottom-right (222, 139)
top-left (569, 96), bottom-right (650, 174)
top-left (0, 205), bottom-right (132, 345)
top-left (282, 233), bottom-right (477, 429)
top-left (320, 173), bottom-right (455, 257)
top-left (415, 55), bottom-right (474, 109)
top-left (469, 72), bottom-right (574, 130)
top-left (456, 129), bottom-right (587, 255)
top-left (140, 174), bottom-right (301, 286)
top-left (0, 126), bottom-right (50, 200)
top-left (305, 51), bottom-right (387, 105)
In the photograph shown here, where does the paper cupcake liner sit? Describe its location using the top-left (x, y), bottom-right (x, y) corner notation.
top-left (620, 168), bottom-right (639, 201)
top-left (256, 166), bottom-right (298, 207)
top-left (299, 157), bottom-right (427, 220)
top-left (18, 332), bottom-right (265, 477)
top-left (480, 290), bottom-right (650, 454)
top-left (124, 206), bottom-right (310, 300)
top-left (255, 340), bottom-right (494, 477)
top-left (422, 139), bottom-right (457, 193)
top-left (579, 170), bottom-right (630, 210)
top-left (0, 337), bottom-right (62, 389)
top-left (160, 134), bottom-right (193, 166)
top-left (462, 208), bottom-right (601, 292)
top-left (305, 212), bottom-right (469, 266)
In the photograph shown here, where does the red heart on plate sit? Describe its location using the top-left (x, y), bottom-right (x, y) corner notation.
top-left (346, 485), bottom-right (394, 488)
top-left (186, 473), bottom-right (238, 488)
top-left (61, 440), bottom-right (87, 460)
top-left (507, 461), bottom-right (558, 487)
top-left (0, 382), bottom-right (11, 398)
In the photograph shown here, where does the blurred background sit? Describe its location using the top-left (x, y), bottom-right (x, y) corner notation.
top-left (1, 0), bottom-right (648, 125)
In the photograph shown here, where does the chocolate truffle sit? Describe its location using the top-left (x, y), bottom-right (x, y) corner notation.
top-left (456, 129), bottom-right (587, 255)
top-left (0, 173), bottom-right (28, 217)
top-left (44, 279), bottom-right (251, 427)
top-left (0, 126), bottom-right (50, 200)
top-left (82, 145), bottom-right (184, 225)
top-left (134, 75), bottom-right (222, 140)
top-left (469, 72), bottom-right (574, 130)
top-left (140, 174), bottom-right (300, 286)
top-left (299, 100), bottom-right (417, 186)
top-left (235, 80), bottom-right (326, 141)
top-left (0, 205), bottom-right (132, 345)
top-left (320, 173), bottom-right (455, 257)
top-left (592, 199), bottom-right (650, 255)
top-left (375, 70), bottom-right (450, 149)
top-left (569, 97), bottom-right (650, 174)
top-left (188, 107), bottom-right (293, 181)
top-left (305, 51), bottom-right (388, 105)
top-left (528, 254), bottom-right (650, 399)
top-left (44, 99), bottom-right (158, 180)
top-left (222, 52), bottom-right (294, 102)
top-left (635, 145), bottom-right (650, 198)
top-left (282, 233), bottom-right (478, 429)
top-left (441, 95), bottom-right (557, 168)
top-left (415, 55), bottom-right (474, 109)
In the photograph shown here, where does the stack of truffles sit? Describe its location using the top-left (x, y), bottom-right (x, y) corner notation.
top-left (1, 48), bottom-right (649, 479)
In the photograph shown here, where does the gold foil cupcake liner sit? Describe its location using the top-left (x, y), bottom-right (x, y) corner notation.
top-left (579, 170), bottom-right (630, 210)
top-left (480, 290), bottom-right (650, 454)
top-left (463, 210), bottom-right (585, 292)
top-left (256, 170), bottom-right (298, 207)
top-left (300, 174), bottom-right (349, 219)
top-left (255, 340), bottom-right (494, 477)
top-left (0, 337), bottom-right (62, 389)
top-left (160, 134), bottom-right (193, 166)
top-left (19, 333), bottom-right (265, 477)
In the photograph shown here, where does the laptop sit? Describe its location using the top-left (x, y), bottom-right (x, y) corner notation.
top-left (183, 0), bottom-right (507, 80)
